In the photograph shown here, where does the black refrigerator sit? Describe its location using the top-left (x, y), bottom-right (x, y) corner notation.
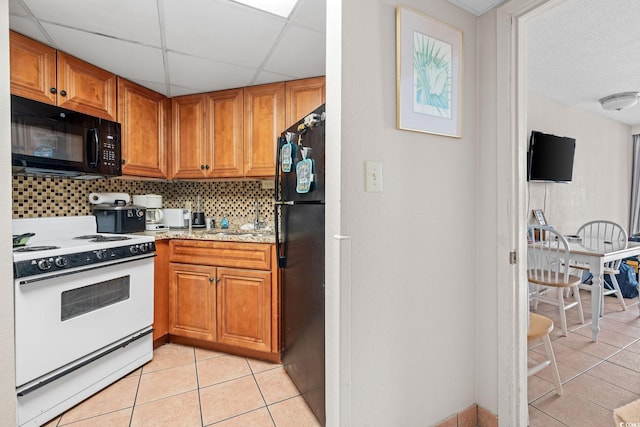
top-left (275, 104), bottom-right (325, 425)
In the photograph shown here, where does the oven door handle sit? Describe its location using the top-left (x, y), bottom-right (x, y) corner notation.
top-left (18, 253), bottom-right (156, 285)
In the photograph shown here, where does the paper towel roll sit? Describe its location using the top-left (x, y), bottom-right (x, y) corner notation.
top-left (89, 192), bottom-right (131, 205)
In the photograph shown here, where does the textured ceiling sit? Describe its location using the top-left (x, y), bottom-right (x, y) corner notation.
top-left (447, 0), bottom-right (504, 16)
top-left (527, 0), bottom-right (640, 127)
top-left (8, 0), bottom-right (326, 98)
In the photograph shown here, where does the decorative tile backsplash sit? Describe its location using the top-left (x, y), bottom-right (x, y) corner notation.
top-left (13, 176), bottom-right (274, 228)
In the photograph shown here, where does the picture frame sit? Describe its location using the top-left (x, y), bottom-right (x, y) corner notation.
top-left (532, 209), bottom-right (547, 226)
top-left (396, 6), bottom-right (463, 138)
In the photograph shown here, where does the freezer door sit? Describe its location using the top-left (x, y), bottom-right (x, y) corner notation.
top-left (280, 202), bottom-right (325, 425)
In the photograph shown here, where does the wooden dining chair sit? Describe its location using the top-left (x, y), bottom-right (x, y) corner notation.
top-left (528, 312), bottom-right (563, 396)
top-left (574, 220), bottom-right (628, 315)
top-left (527, 225), bottom-right (584, 336)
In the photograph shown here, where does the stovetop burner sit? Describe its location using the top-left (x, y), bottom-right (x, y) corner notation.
top-left (13, 245), bottom-right (61, 252)
top-left (74, 235), bottom-right (132, 242)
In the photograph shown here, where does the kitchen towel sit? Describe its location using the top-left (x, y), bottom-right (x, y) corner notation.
top-left (89, 192), bottom-right (131, 205)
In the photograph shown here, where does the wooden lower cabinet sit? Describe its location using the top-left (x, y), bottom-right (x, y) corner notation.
top-left (169, 263), bottom-right (216, 341)
top-left (166, 240), bottom-right (279, 360)
top-left (216, 268), bottom-right (272, 352)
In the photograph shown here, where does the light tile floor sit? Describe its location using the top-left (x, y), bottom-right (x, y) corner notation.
top-left (528, 289), bottom-right (640, 427)
top-left (42, 344), bottom-right (321, 427)
top-left (37, 290), bottom-right (640, 427)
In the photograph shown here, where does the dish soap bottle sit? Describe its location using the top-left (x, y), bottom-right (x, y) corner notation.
top-left (220, 215), bottom-right (229, 229)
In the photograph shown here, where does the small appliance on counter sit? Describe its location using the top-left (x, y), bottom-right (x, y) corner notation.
top-left (192, 195), bottom-right (205, 228)
top-left (161, 208), bottom-right (191, 229)
top-left (133, 194), bottom-right (169, 232)
top-left (92, 202), bottom-right (146, 234)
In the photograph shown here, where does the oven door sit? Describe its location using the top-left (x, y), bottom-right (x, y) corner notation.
top-left (14, 255), bottom-right (154, 387)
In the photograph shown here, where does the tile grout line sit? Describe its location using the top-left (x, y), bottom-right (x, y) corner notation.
top-left (193, 348), bottom-right (205, 427)
top-left (127, 368), bottom-right (143, 427)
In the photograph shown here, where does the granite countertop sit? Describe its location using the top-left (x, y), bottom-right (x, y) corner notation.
top-left (145, 228), bottom-right (276, 244)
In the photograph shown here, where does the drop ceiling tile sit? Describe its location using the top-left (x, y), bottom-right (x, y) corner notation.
top-left (41, 23), bottom-right (166, 83)
top-left (8, 15), bottom-right (52, 45)
top-left (128, 79), bottom-right (170, 97)
top-left (163, 0), bottom-right (285, 67)
top-left (22, 0), bottom-right (162, 46)
top-left (167, 51), bottom-right (257, 94)
top-left (9, 0), bottom-right (29, 16)
top-left (263, 24), bottom-right (325, 78)
top-left (253, 69), bottom-right (297, 86)
top-left (292, 0), bottom-right (325, 32)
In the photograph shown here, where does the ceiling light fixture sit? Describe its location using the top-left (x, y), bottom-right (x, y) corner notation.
top-left (599, 92), bottom-right (640, 111)
top-left (232, 0), bottom-right (298, 18)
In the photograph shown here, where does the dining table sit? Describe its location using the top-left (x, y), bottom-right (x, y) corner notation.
top-left (564, 237), bottom-right (640, 341)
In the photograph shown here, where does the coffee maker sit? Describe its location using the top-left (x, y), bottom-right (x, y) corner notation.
top-left (133, 194), bottom-right (168, 231)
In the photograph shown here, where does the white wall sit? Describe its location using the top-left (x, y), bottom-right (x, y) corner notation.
top-left (333, 0), bottom-right (479, 424)
top-left (527, 91), bottom-right (633, 233)
top-left (0, 0), bottom-right (17, 425)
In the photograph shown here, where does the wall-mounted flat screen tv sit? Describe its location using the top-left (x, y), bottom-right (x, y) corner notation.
top-left (527, 130), bottom-right (576, 183)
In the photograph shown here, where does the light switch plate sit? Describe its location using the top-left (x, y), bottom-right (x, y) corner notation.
top-left (365, 161), bottom-right (382, 192)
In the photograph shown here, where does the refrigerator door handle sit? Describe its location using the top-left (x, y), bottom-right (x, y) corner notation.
top-left (274, 135), bottom-right (287, 268)
top-left (275, 202), bottom-right (288, 268)
top-left (274, 201), bottom-right (294, 206)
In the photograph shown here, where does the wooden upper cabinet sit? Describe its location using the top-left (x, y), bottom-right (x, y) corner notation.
top-left (57, 52), bottom-right (117, 121)
top-left (171, 94), bottom-right (207, 179)
top-left (9, 31), bottom-right (117, 121)
top-left (9, 31), bottom-right (57, 105)
top-left (117, 78), bottom-right (168, 178)
top-left (285, 76), bottom-right (326, 128)
top-left (243, 82), bottom-right (285, 178)
top-left (206, 88), bottom-right (244, 178)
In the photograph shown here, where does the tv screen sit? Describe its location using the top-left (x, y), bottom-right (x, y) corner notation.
top-left (527, 130), bottom-right (576, 182)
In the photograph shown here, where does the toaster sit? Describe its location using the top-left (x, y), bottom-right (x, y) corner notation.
top-left (161, 208), bottom-right (191, 229)
top-left (92, 203), bottom-right (146, 233)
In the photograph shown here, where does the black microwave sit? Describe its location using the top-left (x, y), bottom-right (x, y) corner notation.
top-left (11, 95), bottom-right (122, 178)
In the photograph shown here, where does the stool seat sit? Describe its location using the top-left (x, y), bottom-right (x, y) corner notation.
top-left (528, 312), bottom-right (553, 341)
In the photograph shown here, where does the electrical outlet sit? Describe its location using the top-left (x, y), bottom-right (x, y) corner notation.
top-left (365, 161), bottom-right (382, 192)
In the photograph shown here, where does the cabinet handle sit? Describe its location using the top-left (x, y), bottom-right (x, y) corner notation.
top-left (205, 165), bottom-right (210, 170)
top-left (60, 90), bottom-right (67, 97)
top-left (200, 165), bottom-right (205, 170)
top-left (49, 87), bottom-right (57, 94)
top-left (216, 277), bottom-right (220, 283)
top-left (209, 277), bottom-right (214, 283)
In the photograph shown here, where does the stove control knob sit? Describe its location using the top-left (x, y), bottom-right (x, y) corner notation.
top-left (54, 256), bottom-right (68, 268)
top-left (140, 243), bottom-right (149, 253)
top-left (130, 245), bottom-right (139, 254)
top-left (96, 250), bottom-right (106, 260)
top-left (136, 210), bottom-right (145, 218)
top-left (37, 258), bottom-right (52, 271)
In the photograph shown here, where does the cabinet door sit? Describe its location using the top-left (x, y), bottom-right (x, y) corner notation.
top-left (216, 267), bottom-right (272, 352)
top-left (206, 88), bottom-right (244, 178)
top-left (169, 263), bottom-right (216, 341)
top-left (118, 78), bottom-right (168, 178)
top-left (243, 82), bottom-right (284, 178)
top-left (56, 52), bottom-right (117, 120)
top-left (171, 94), bottom-right (208, 179)
top-left (9, 31), bottom-right (57, 105)
top-left (285, 76), bottom-right (326, 128)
